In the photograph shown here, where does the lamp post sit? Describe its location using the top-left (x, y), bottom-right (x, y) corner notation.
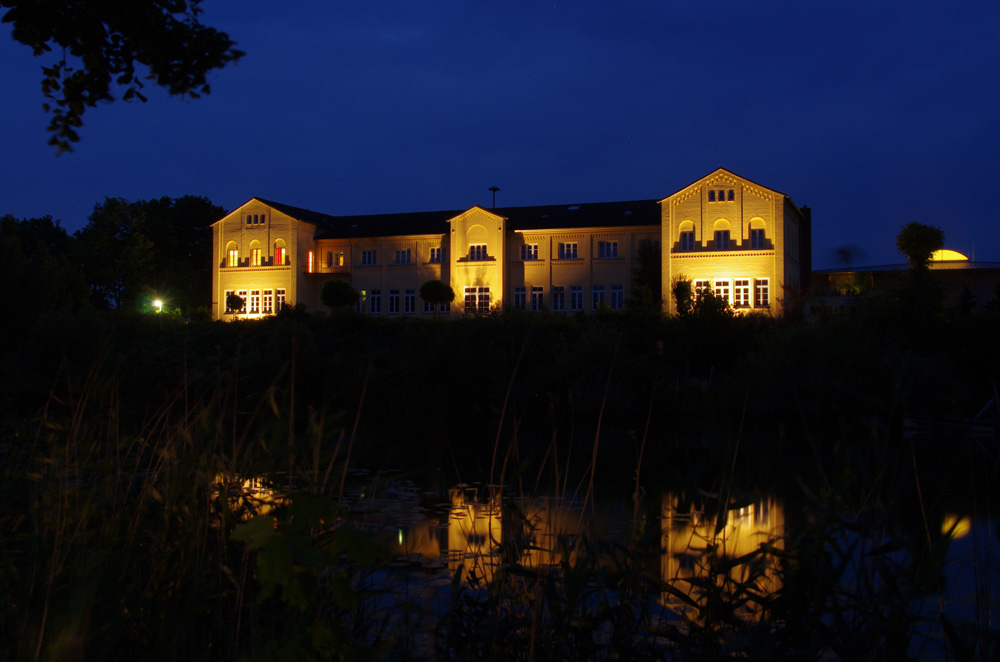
top-left (488, 186), bottom-right (500, 209)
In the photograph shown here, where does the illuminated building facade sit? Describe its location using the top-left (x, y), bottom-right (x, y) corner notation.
top-left (211, 168), bottom-right (811, 320)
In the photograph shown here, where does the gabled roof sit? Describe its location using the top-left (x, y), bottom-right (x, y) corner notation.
top-left (660, 167), bottom-right (799, 208)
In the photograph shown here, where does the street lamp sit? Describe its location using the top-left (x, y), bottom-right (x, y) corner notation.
top-left (153, 299), bottom-right (163, 313)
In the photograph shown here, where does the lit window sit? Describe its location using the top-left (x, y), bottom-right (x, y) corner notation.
top-left (598, 241), bottom-right (618, 259)
top-left (361, 249), bottom-right (377, 266)
top-left (610, 285), bottom-right (624, 310)
top-left (395, 249), bottom-right (411, 265)
top-left (388, 289), bottom-right (400, 314)
top-left (224, 290), bottom-right (234, 313)
top-left (531, 286), bottom-right (544, 311)
top-left (592, 285), bottom-right (606, 310)
top-left (521, 244), bottom-right (538, 260)
top-left (251, 248), bottom-right (262, 266)
top-left (733, 279), bottom-right (750, 308)
top-left (228, 247), bottom-right (239, 267)
top-left (714, 280), bottom-right (730, 305)
top-left (263, 289), bottom-right (273, 314)
top-left (469, 244), bottom-right (487, 261)
top-left (464, 287), bottom-right (490, 314)
top-left (558, 243), bottom-right (578, 259)
top-left (551, 286), bottom-right (565, 312)
top-left (513, 286), bottom-right (526, 311)
top-left (754, 279), bottom-right (769, 308)
top-left (750, 228), bottom-right (765, 250)
top-left (335, 251), bottom-right (345, 266)
top-left (714, 230), bottom-right (729, 250)
top-left (694, 280), bottom-right (711, 300)
top-left (569, 286), bottom-right (583, 312)
top-left (308, 251), bottom-right (314, 273)
top-left (249, 290), bottom-right (260, 314)
top-left (237, 290), bottom-right (248, 313)
top-left (275, 288), bottom-right (286, 311)
top-left (274, 242), bottom-right (286, 266)
top-left (404, 289), bottom-right (415, 313)
top-left (370, 290), bottom-right (381, 314)
top-left (429, 247), bottom-right (442, 263)
top-left (680, 231), bottom-right (695, 252)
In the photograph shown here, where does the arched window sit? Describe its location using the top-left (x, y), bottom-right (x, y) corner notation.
top-left (679, 221), bottom-right (695, 252)
top-left (274, 239), bottom-right (286, 266)
top-left (749, 218), bottom-right (766, 250)
top-left (249, 240), bottom-right (262, 266)
top-left (713, 220), bottom-right (731, 251)
top-left (226, 241), bottom-right (239, 267)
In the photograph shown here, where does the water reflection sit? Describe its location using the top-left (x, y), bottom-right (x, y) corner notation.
top-left (661, 494), bottom-right (784, 618)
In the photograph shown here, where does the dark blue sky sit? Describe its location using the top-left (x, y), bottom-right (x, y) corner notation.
top-left (2, 1), bottom-right (998, 268)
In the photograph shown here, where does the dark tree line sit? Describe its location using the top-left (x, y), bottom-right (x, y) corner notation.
top-left (1, 195), bottom-right (223, 322)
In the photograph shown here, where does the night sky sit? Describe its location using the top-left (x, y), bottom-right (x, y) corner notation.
top-left (2, 1), bottom-right (998, 268)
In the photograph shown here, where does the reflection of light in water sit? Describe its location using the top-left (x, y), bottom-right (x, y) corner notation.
top-left (941, 513), bottom-right (971, 538)
top-left (661, 494), bottom-right (784, 619)
top-left (214, 474), bottom-right (285, 519)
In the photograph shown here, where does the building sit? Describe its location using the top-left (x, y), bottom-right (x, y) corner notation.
top-left (210, 168), bottom-right (811, 320)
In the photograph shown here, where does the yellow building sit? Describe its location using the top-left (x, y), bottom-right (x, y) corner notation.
top-left (210, 168), bottom-right (810, 320)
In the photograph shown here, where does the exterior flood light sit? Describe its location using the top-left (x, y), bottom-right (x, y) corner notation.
top-left (153, 299), bottom-right (163, 313)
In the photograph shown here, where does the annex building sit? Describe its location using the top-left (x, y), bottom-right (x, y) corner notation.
top-left (211, 168), bottom-right (812, 320)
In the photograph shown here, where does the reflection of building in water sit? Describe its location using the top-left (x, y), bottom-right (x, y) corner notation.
top-left (661, 494), bottom-right (784, 619)
top-left (214, 474), bottom-right (286, 519)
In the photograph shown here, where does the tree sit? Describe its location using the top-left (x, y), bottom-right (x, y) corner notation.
top-left (630, 240), bottom-right (662, 310)
top-left (321, 279), bottom-right (359, 313)
top-left (419, 280), bottom-right (455, 317)
top-left (225, 292), bottom-right (244, 318)
top-left (74, 197), bottom-right (154, 310)
top-left (3, 0), bottom-right (244, 152)
top-left (671, 276), bottom-right (693, 315)
top-left (896, 222), bottom-right (944, 271)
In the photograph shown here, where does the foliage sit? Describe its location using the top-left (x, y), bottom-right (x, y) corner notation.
top-left (226, 292), bottom-right (244, 315)
top-left (419, 279), bottom-right (455, 306)
top-left (896, 221), bottom-right (945, 270)
top-left (321, 278), bottom-right (360, 312)
top-left (2, 0), bottom-right (244, 151)
top-left (630, 240), bottom-right (663, 310)
top-left (671, 276), bottom-right (693, 315)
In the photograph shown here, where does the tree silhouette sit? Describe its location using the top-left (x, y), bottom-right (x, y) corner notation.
top-left (321, 279), bottom-right (360, 313)
top-left (896, 222), bottom-right (944, 271)
top-left (419, 280), bottom-right (455, 317)
top-left (3, 0), bottom-right (243, 151)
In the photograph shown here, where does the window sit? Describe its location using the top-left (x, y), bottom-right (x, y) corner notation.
top-left (750, 228), bottom-right (765, 250)
top-left (224, 290), bottom-right (234, 313)
top-left (357, 290), bottom-right (366, 313)
top-left (308, 251), bottom-right (314, 273)
top-left (551, 286), bottom-right (565, 312)
top-left (275, 288), bottom-right (286, 311)
top-left (728, 189), bottom-right (735, 201)
top-left (370, 289), bottom-right (381, 314)
top-left (592, 285), bottom-right (606, 310)
top-left (714, 230), bottom-right (729, 250)
top-left (250, 290), bottom-right (260, 314)
top-left (263, 289), bottom-right (273, 314)
top-left (714, 280), bottom-right (731, 305)
top-left (754, 279), bottom-right (770, 308)
top-left (680, 231), bottom-right (695, 252)
top-left (610, 285), bottom-right (624, 310)
top-left (404, 289), bottom-right (415, 313)
top-left (361, 250), bottom-right (377, 266)
top-left (733, 279), bottom-right (750, 308)
top-left (531, 286), bottom-right (544, 311)
top-left (237, 290), bottom-right (248, 313)
top-left (558, 242), bottom-right (578, 259)
top-left (424, 298), bottom-right (434, 314)
top-left (570, 286), bottom-right (583, 312)
top-left (388, 289), bottom-right (400, 314)
top-left (395, 249), bottom-right (411, 265)
top-left (709, 189), bottom-right (734, 202)
top-left (251, 248), bottom-right (262, 266)
top-left (694, 280), bottom-right (711, 300)
top-left (708, 190), bottom-right (715, 202)
top-left (464, 287), bottom-right (490, 314)
top-left (334, 251), bottom-right (344, 266)
top-left (274, 242), bottom-right (286, 266)
top-left (429, 247), bottom-right (442, 263)
top-left (228, 247), bottom-right (239, 267)
top-left (597, 241), bottom-right (618, 258)
top-left (513, 286), bottom-right (526, 311)
top-left (441, 302), bottom-right (450, 313)
top-left (469, 244), bottom-right (487, 261)
top-left (521, 244), bottom-right (538, 260)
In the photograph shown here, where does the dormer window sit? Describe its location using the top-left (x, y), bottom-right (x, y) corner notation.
top-left (708, 189), bottom-right (734, 202)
